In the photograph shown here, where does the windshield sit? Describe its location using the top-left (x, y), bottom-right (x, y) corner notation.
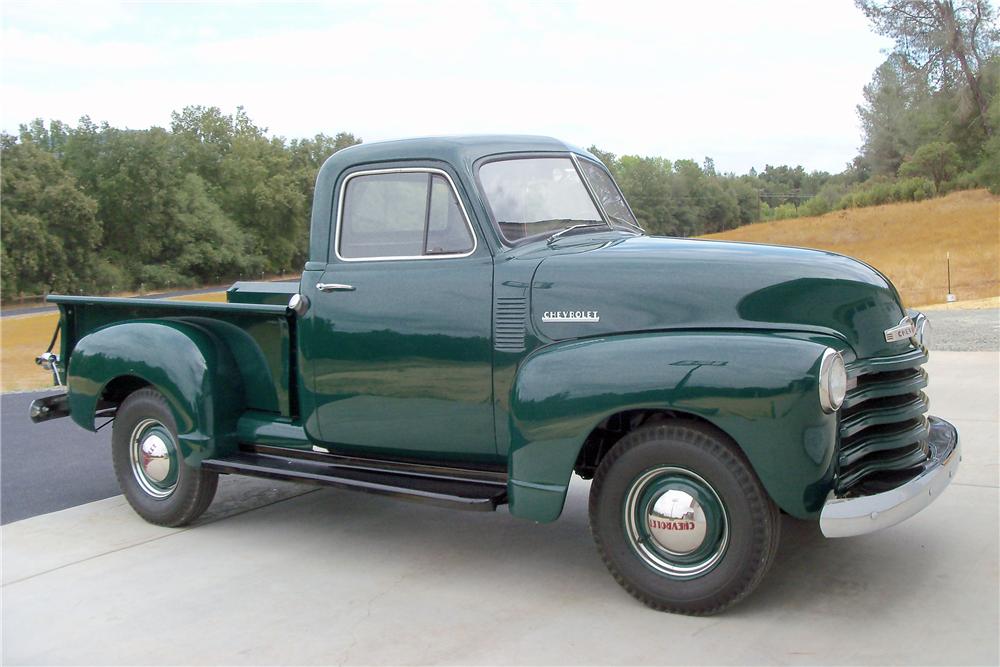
top-left (478, 157), bottom-right (608, 243)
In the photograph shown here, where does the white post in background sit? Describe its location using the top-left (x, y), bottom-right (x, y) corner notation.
top-left (945, 252), bottom-right (957, 303)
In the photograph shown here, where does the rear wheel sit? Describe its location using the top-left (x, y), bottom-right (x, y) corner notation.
top-left (111, 388), bottom-right (217, 526)
top-left (589, 421), bottom-right (780, 615)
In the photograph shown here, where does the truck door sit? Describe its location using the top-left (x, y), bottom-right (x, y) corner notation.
top-left (299, 166), bottom-right (497, 463)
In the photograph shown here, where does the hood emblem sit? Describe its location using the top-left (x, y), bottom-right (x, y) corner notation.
top-left (884, 316), bottom-right (917, 343)
top-left (542, 310), bottom-right (600, 323)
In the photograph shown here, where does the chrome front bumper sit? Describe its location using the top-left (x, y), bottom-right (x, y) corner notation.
top-left (820, 416), bottom-right (960, 538)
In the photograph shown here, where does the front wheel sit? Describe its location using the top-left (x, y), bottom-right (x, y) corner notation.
top-left (589, 422), bottom-right (780, 615)
top-left (111, 388), bottom-right (218, 526)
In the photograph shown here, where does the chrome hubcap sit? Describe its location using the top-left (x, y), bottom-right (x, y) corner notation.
top-left (129, 418), bottom-right (178, 498)
top-left (647, 489), bottom-right (708, 554)
top-left (140, 434), bottom-right (171, 483)
top-left (624, 466), bottom-right (729, 579)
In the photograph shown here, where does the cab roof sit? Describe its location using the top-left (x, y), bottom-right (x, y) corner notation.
top-left (309, 135), bottom-right (601, 262)
top-left (327, 134), bottom-right (592, 168)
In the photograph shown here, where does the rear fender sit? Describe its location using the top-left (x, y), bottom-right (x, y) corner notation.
top-left (507, 332), bottom-right (841, 522)
top-left (66, 319), bottom-right (244, 464)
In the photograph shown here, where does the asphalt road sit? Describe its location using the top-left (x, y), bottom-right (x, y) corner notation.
top-left (1, 391), bottom-right (117, 524)
top-left (0, 391), bottom-right (306, 525)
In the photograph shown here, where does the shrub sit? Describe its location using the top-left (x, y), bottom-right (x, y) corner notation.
top-left (760, 202), bottom-right (799, 221)
top-left (836, 176), bottom-right (936, 209)
top-left (973, 136), bottom-right (1000, 195)
top-left (894, 177), bottom-right (935, 202)
top-left (898, 142), bottom-right (960, 189)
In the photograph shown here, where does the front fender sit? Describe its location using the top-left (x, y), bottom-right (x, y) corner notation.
top-left (507, 332), bottom-right (841, 522)
top-left (67, 319), bottom-right (244, 464)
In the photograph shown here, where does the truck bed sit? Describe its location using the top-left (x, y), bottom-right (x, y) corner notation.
top-left (50, 295), bottom-right (297, 418)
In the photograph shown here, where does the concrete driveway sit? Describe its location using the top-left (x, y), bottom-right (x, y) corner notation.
top-left (2, 351), bottom-right (997, 665)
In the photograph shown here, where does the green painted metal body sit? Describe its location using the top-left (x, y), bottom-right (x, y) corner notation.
top-left (50, 135), bottom-right (925, 524)
top-left (505, 332), bottom-right (840, 520)
top-left (53, 296), bottom-right (293, 464)
top-left (298, 254), bottom-right (497, 464)
top-left (227, 281), bottom-right (299, 306)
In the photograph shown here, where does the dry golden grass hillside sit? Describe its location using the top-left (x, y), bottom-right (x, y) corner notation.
top-left (701, 189), bottom-right (1000, 307)
top-left (0, 291), bottom-right (227, 393)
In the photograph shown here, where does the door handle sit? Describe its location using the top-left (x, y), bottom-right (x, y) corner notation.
top-left (316, 282), bottom-right (355, 292)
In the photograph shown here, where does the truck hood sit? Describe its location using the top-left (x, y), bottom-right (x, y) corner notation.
top-left (530, 235), bottom-right (911, 358)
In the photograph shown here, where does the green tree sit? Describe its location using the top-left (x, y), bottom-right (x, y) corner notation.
top-left (1, 136), bottom-right (103, 298)
top-left (4, 109), bottom-right (364, 296)
top-left (587, 145), bottom-right (620, 176)
top-left (721, 177), bottom-right (762, 225)
top-left (857, 0), bottom-right (999, 137)
top-left (613, 155), bottom-right (675, 234)
top-left (141, 173), bottom-right (260, 285)
top-left (973, 68), bottom-right (1000, 191)
top-left (289, 131), bottom-right (362, 221)
top-left (169, 106), bottom-right (362, 274)
top-left (18, 118), bottom-right (71, 156)
top-left (898, 141), bottom-right (961, 187)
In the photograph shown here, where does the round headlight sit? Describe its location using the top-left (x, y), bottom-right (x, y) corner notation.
top-left (819, 348), bottom-right (847, 413)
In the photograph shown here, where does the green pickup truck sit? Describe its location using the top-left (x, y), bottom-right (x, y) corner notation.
top-left (31, 136), bottom-right (959, 614)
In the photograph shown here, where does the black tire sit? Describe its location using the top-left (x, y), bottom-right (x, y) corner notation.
top-left (111, 388), bottom-right (218, 527)
top-left (589, 421), bottom-right (780, 615)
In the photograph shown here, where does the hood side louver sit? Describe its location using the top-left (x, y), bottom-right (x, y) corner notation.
top-left (495, 296), bottom-right (527, 352)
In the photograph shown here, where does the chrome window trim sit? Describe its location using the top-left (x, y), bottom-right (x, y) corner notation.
top-left (574, 154), bottom-right (643, 232)
top-left (569, 153), bottom-right (614, 234)
top-left (333, 167), bottom-right (478, 263)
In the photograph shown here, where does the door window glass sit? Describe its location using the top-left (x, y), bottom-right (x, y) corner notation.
top-left (339, 171), bottom-right (474, 259)
top-left (426, 174), bottom-right (473, 255)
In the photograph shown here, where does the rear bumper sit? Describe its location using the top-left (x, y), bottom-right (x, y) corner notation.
top-left (29, 392), bottom-right (69, 423)
top-left (820, 416), bottom-right (960, 538)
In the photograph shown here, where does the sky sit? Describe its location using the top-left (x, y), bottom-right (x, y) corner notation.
top-left (0, 0), bottom-right (893, 174)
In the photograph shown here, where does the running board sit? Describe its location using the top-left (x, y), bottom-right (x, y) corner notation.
top-left (201, 451), bottom-right (508, 512)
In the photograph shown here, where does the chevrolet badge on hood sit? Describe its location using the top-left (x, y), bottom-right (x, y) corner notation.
top-left (542, 310), bottom-right (600, 323)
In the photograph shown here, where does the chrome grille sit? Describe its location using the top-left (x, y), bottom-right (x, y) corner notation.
top-left (837, 349), bottom-right (930, 495)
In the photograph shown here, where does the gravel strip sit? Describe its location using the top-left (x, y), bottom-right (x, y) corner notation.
top-left (924, 308), bottom-right (999, 352)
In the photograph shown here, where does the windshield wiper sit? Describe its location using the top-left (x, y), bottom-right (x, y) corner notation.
top-left (546, 223), bottom-right (609, 245)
